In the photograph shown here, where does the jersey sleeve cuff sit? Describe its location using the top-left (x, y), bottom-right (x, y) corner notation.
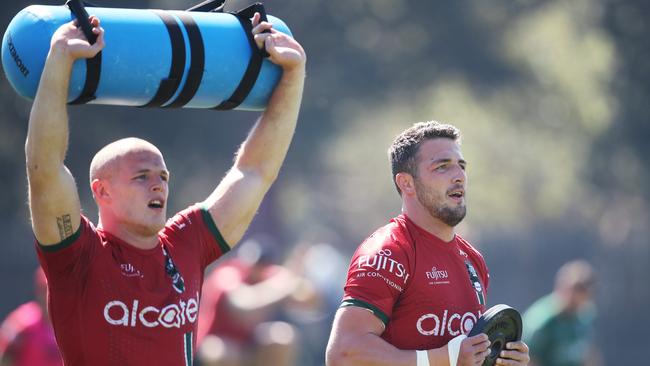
top-left (37, 223), bottom-right (83, 253)
top-left (198, 204), bottom-right (231, 255)
top-left (341, 298), bottom-right (389, 326)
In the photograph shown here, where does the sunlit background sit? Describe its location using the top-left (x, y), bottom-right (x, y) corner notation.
top-left (0, 0), bottom-right (648, 365)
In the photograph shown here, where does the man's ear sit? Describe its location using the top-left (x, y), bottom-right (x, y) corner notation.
top-left (91, 179), bottom-right (110, 203)
top-left (395, 172), bottom-right (416, 196)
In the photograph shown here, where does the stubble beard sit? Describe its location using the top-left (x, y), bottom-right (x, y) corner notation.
top-left (414, 179), bottom-right (466, 227)
top-left (120, 209), bottom-right (167, 237)
top-left (123, 218), bottom-right (165, 237)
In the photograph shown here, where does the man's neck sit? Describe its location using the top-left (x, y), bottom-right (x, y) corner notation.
top-left (402, 203), bottom-right (455, 242)
top-left (98, 217), bottom-right (160, 250)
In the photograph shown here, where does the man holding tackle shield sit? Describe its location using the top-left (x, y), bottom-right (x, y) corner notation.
top-left (25, 11), bottom-right (305, 366)
top-left (326, 122), bottom-right (529, 366)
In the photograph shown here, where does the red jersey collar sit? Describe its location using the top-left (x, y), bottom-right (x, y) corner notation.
top-left (98, 228), bottom-right (162, 256)
top-left (396, 213), bottom-right (459, 247)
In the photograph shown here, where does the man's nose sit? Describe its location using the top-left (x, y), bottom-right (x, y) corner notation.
top-left (151, 177), bottom-right (166, 192)
top-left (452, 165), bottom-right (466, 183)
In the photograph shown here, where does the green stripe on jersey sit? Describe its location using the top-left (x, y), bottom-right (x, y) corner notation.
top-left (38, 222), bottom-right (83, 252)
top-left (341, 298), bottom-right (389, 326)
top-left (198, 205), bottom-right (231, 254)
top-left (184, 331), bottom-right (193, 366)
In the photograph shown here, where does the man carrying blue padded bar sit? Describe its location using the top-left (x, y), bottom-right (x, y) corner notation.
top-left (25, 11), bottom-right (305, 366)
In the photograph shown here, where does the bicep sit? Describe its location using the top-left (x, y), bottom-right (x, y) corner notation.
top-left (202, 167), bottom-right (268, 247)
top-left (28, 165), bottom-right (81, 245)
top-left (329, 306), bottom-right (385, 343)
top-left (326, 306), bottom-right (399, 366)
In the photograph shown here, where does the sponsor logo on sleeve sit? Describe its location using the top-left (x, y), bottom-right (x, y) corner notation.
top-left (355, 248), bottom-right (410, 292)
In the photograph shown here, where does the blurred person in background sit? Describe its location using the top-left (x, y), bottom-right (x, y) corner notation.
top-left (0, 267), bottom-right (62, 366)
top-left (196, 239), bottom-right (317, 366)
top-left (523, 259), bottom-right (602, 366)
top-left (25, 11), bottom-right (305, 366)
top-left (326, 121), bottom-right (529, 366)
top-left (282, 241), bottom-right (348, 365)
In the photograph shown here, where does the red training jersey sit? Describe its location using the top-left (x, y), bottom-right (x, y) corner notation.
top-left (36, 205), bottom-right (229, 366)
top-left (342, 214), bottom-right (490, 350)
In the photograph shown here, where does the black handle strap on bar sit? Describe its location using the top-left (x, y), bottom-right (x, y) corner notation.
top-left (66, 0), bottom-right (97, 43)
top-left (142, 0), bottom-right (224, 108)
top-left (65, 0), bottom-right (272, 109)
top-left (65, 0), bottom-right (102, 105)
top-left (186, 0), bottom-right (226, 12)
top-left (184, 0), bottom-right (271, 110)
top-left (234, 2), bottom-right (271, 58)
top-left (152, 1), bottom-right (224, 108)
top-left (213, 2), bottom-right (270, 110)
top-left (165, 12), bottom-right (205, 108)
top-left (141, 10), bottom-right (187, 108)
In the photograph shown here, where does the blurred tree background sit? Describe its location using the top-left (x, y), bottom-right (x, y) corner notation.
top-left (0, 0), bottom-right (647, 364)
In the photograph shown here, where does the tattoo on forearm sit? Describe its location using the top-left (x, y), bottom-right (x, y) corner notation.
top-left (56, 214), bottom-right (73, 240)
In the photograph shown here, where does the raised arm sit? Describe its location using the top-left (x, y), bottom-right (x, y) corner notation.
top-left (202, 13), bottom-right (306, 247)
top-left (25, 17), bottom-right (104, 245)
top-left (326, 307), bottom-right (491, 366)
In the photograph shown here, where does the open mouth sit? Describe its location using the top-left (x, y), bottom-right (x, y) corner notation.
top-left (448, 189), bottom-right (464, 200)
top-left (148, 199), bottom-right (165, 209)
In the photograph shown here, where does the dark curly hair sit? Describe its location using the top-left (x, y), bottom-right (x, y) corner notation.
top-left (388, 121), bottom-right (461, 195)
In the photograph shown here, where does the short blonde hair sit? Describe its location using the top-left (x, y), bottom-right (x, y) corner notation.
top-left (89, 137), bottom-right (162, 184)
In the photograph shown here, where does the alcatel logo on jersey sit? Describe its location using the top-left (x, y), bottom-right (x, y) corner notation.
top-left (103, 292), bottom-right (199, 328)
top-left (416, 309), bottom-right (482, 337)
top-left (357, 248), bottom-right (410, 282)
